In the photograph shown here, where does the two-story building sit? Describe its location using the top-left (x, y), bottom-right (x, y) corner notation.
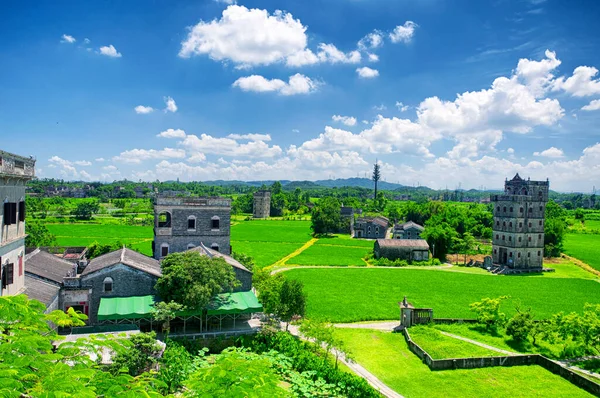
top-left (393, 221), bottom-right (424, 240)
top-left (354, 216), bottom-right (389, 239)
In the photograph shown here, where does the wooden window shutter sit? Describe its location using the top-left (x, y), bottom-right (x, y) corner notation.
top-left (19, 201), bottom-right (25, 222)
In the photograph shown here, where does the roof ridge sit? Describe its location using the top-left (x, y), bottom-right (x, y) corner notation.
top-left (120, 246), bottom-right (126, 264)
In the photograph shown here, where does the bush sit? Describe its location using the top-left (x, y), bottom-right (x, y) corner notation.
top-left (371, 257), bottom-right (441, 267)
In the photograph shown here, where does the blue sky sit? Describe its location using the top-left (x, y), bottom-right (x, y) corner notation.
top-left (1, 0), bottom-right (600, 191)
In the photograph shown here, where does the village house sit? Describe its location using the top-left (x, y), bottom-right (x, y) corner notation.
top-left (374, 239), bottom-right (430, 262)
top-left (393, 221), bottom-right (424, 240)
top-left (354, 216), bottom-right (389, 239)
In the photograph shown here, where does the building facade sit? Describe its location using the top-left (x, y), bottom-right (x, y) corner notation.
top-left (253, 190), bottom-right (271, 219)
top-left (491, 174), bottom-right (549, 269)
top-left (0, 150), bottom-right (35, 296)
top-left (153, 195), bottom-right (232, 259)
top-left (374, 239), bottom-right (430, 262)
top-left (354, 216), bottom-right (389, 239)
top-left (393, 221), bottom-right (424, 240)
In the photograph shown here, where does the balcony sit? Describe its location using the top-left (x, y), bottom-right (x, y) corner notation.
top-left (0, 151), bottom-right (35, 179)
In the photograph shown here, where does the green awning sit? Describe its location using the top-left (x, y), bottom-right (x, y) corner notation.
top-left (206, 291), bottom-right (263, 316)
top-left (97, 295), bottom-right (156, 321)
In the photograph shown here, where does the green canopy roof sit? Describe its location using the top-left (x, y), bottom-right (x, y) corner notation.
top-left (97, 291), bottom-right (263, 321)
top-left (97, 295), bottom-right (156, 321)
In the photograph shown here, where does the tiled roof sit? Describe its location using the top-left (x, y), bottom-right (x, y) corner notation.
top-left (82, 248), bottom-right (161, 277)
top-left (376, 239), bottom-right (430, 250)
top-left (24, 275), bottom-right (60, 307)
top-left (186, 243), bottom-right (251, 273)
top-left (394, 221), bottom-right (424, 231)
top-left (25, 249), bottom-right (76, 283)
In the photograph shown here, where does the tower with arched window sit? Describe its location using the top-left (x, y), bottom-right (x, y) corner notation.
top-left (153, 195), bottom-right (231, 259)
top-left (491, 174), bottom-right (549, 269)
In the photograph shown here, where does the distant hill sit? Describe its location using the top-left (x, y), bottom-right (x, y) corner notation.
top-left (314, 178), bottom-right (405, 190)
top-left (284, 181), bottom-right (324, 190)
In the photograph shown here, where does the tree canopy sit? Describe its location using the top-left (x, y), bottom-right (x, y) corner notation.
top-left (310, 197), bottom-right (341, 235)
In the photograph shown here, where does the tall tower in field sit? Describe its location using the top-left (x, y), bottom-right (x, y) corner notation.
top-left (491, 174), bottom-right (549, 269)
top-left (0, 150), bottom-right (35, 296)
top-left (253, 190), bottom-right (271, 219)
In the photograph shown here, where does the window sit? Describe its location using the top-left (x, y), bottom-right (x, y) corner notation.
top-left (161, 244), bottom-right (169, 257)
top-left (519, 222), bottom-right (523, 228)
top-left (518, 253), bottom-right (521, 258)
top-left (18, 201), bottom-right (25, 222)
top-left (529, 208), bottom-right (533, 213)
top-left (509, 236), bottom-right (512, 241)
top-left (187, 216), bottom-right (196, 230)
top-left (509, 252), bottom-right (513, 258)
top-left (211, 216), bottom-right (220, 230)
top-left (538, 234), bottom-right (541, 239)
top-left (103, 277), bottom-right (113, 293)
top-left (528, 236), bottom-right (531, 242)
top-left (510, 207), bottom-right (513, 212)
top-left (538, 250), bottom-right (541, 256)
top-left (211, 243), bottom-right (219, 252)
top-left (2, 263), bottom-right (14, 286)
top-left (502, 235), bottom-right (505, 241)
top-left (539, 206), bottom-right (543, 211)
top-left (494, 249), bottom-right (497, 254)
top-left (376, 227), bottom-right (379, 234)
top-left (496, 221), bottom-right (499, 226)
top-left (18, 256), bottom-right (23, 276)
top-left (528, 222), bottom-right (532, 228)
top-left (496, 206), bottom-right (500, 212)
top-left (509, 222), bottom-right (512, 228)
top-left (518, 237), bottom-right (522, 242)
top-left (3, 202), bottom-right (17, 225)
top-left (503, 221), bottom-right (506, 227)
top-left (503, 206), bottom-right (507, 212)
top-left (528, 253), bottom-right (531, 258)
top-left (520, 207), bottom-right (524, 213)
top-left (158, 212), bottom-right (171, 228)
top-left (496, 234), bottom-right (499, 240)
top-left (539, 220), bottom-right (542, 226)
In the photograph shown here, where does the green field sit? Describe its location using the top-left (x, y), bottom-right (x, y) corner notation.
top-left (231, 220), bottom-right (312, 243)
top-left (313, 236), bottom-right (375, 247)
top-left (564, 234), bottom-right (600, 272)
top-left (408, 326), bottom-right (500, 359)
top-left (46, 223), bottom-right (153, 255)
top-left (336, 329), bottom-right (593, 398)
top-left (231, 241), bottom-right (303, 268)
top-left (288, 244), bottom-right (369, 266)
top-left (285, 268), bottom-right (600, 322)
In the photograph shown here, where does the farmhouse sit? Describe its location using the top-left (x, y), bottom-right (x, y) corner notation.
top-left (374, 239), bottom-right (430, 262)
top-left (24, 249), bottom-right (76, 312)
top-left (354, 216), bottom-right (389, 239)
top-left (393, 221), bottom-right (424, 240)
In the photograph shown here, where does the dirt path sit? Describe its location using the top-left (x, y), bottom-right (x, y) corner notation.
top-left (285, 323), bottom-right (404, 398)
top-left (267, 238), bottom-right (318, 268)
top-left (438, 331), bottom-right (517, 356)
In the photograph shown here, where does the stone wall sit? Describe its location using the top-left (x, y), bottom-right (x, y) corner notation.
top-left (253, 191), bottom-right (270, 219)
top-left (232, 267), bottom-right (253, 292)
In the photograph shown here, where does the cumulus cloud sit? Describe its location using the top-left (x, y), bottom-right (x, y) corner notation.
top-left (396, 102), bottom-right (409, 112)
top-left (389, 21), bottom-right (417, 43)
top-left (48, 156), bottom-right (92, 180)
top-left (582, 99), bottom-right (600, 111)
top-left (232, 73), bottom-right (318, 95)
top-left (99, 44), bottom-right (122, 57)
top-left (164, 97), bottom-right (178, 113)
top-left (227, 133), bottom-right (271, 141)
top-left (368, 53), bottom-right (379, 62)
top-left (553, 66), bottom-right (600, 97)
top-left (332, 115), bottom-right (357, 126)
top-left (157, 129), bottom-right (186, 138)
top-left (113, 148), bottom-right (186, 164)
top-left (95, 158), bottom-right (105, 162)
top-left (61, 34), bottom-right (76, 43)
top-left (358, 31), bottom-right (384, 50)
top-left (181, 134), bottom-right (283, 158)
top-left (507, 148), bottom-right (515, 154)
top-left (356, 67), bottom-right (379, 78)
top-left (533, 147), bottom-right (564, 158)
top-left (135, 105), bottom-right (154, 114)
top-left (73, 160), bottom-right (92, 166)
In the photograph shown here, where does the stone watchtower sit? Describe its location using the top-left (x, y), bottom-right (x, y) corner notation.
top-left (491, 174), bottom-right (549, 269)
top-left (253, 190), bottom-right (271, 219)
top-left (153, 195), bottom-right (231, 259)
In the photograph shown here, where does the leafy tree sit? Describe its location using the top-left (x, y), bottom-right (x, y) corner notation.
top-left (71, 200), bottom-right (100, 220)
top-left (310, 196), bottom-right (341, 235)
top-left (574, 208), bottom-right (585, 223)
top-left (279, 279), bottom-right (307, 328)
top-left (232, 251), bottom-right (255, 271)
top-left (300, 319), bottom-right (347, 369)
top-left (270, 192), bottom-right (287, 217)
top-left (152, 301), bottom-right (184, 334)
top-left (469, 296), bottom-right (509, 332)
top-left (421, 222), bottom-right (457, 261)
top-left (25, 221), bottom-right (56, 247)
top-left (457, 232), bottom-right (476, 265)
top-left (156, 251), bottom-right (239, 310)
top-left (255, 271), bottom-right (285, 315)
top-left (109, 332), bottom-right (162, 376)
top-left (544, 217), bottom-right (565, 257)
top-left (86, 240), bottom-right (125, 259)
top-left (158, 341), bottom-right (193, 394)
top-left (506, 306), bottom-right (535, 343)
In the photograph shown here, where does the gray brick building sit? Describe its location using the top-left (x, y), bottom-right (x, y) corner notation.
top-left (393, 221), bottom-right (424, 239)
top-left (491, 174), bottom-right (549, 269)
top-left (253, 190), bottom-right (271, 218)
top-left (354, 216), bottom-right (389, 239)
top-left (153, 195), bottom-right (231, 259)
top-left (186, 243), bottom-right (252, 292)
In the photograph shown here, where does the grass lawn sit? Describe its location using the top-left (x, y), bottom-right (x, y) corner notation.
top-left (231, 220), bottom-right (312, 243)
top-left (288, 245), bottom-right (369, 266)
top-left (408, 326), bottom-right (500, 359)
top-left (231, 241), bottom-right (304, 268)
top-left (285, 268), bottom-right (600, 322)
top-left (564, 234), bottom-right (600, 272)
top-left (336, 329), bottom-right (592, 398)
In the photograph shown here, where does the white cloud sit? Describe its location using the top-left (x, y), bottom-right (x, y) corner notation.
top-left (157, 128), bottom-right (186, 138)
top-left (358, 31), bottom-right (384, 50)
top-left (164, 97), bottom-right (178, 113)
top-left (395, 101), bottom-right (409, 112)
top-left (227, 133), bottom-right (271, 141)
top-left (373, 104), bottom-right (387, 111)
top-left (389, 21), bottom-right (417, 44)
top-left (103, 165), bottom-right (118, 171)
top-left (135, 105), bottom-right (155, 114)
top-left (181, 134), bottom-right (283, 158)
top-left (232, 73), bottom-right (318, 95)
top-left (315, 43), bottom-right (361, 64)
top-left (61, 34), bottom-right (76, 43)
top-left (533, 147), bottom-right (564, 158)
top-left (362, 120), bottom-right (370, 125)
top-left (507, 148), bottom-right (515, 154)
top-left (292, 129), bottom-right (300, 133)
top-left (73, 160), bottom-right (92, 166)
top-left (113, 148), bottom-right (186, 164)
top-left (48, 156), bottom-right (92, 180)
top-left (99, 44), bottom-right (122, 58)
top-left (515, 49), bottom-right (561, 97)
top-left (582, 99), bottom-right (600, 111)
top-left (95, 158), bottom-right (105, 162)
top-left (84, 38), bottom-right (91, 44)
top-left (553, 66), bottom-right (600, 97)
top-left (332, 115), bottom-right (357, 126)
top-left (368, 53), bottom-right (379, 62)
top-left (356, 67), bottom-right (379, 79)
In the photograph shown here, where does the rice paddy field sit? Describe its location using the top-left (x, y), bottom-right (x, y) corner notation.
top-left (563, 233), bottom-right (600, 272)
top-left (335, 328), bottom-right (593, 398)
top-left (407, 326), bottom-right (500, 359)
top-left (285, 267), bottom-right (600, 322)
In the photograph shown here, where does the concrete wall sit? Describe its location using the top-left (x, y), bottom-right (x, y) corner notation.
top-left (0, 239), bottom-right (25, 296)
top-left (81, 263), bottom-right (159, 324)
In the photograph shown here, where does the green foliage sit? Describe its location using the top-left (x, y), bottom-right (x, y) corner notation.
top-left (506, 306), bottom-right (535, 343)
top-left (25, 220), bottom-right (57, 247)
top-left (469, 296), bottom-right (509, 332)
top-left (370, 257), bottom-right (442, 267)
top-left (152, 301), bottom-right (185, 334)
top-left (158, 340), bottom-right (193, 393)
top-left (232, 251), bottom-right (255, 271)
top-left (109, 332), bottom-right (162, 377)
top-left (72, 200), bottom-right (100, 220)
top-left (421, 223), bottom-right (457, 261)
top-left (156, 252), bottom-right (239, 310)
top-left (87, 240), bottom-right (126, 259)
top-left (279, 279), bottom-right (307, 324)
top-left (310, 197), bottom-right (342, 235)
top-left (255, 271), bottom-right (285, 315)
top-left (564, 233), bottom-right (600, 272)
top-left (408, 326), bottom-right (500, 359)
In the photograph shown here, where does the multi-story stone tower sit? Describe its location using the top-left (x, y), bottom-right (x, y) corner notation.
top-left (253, 190), bottom-right (271, 219)
top-left (153, 195), bottom-right (231, 259)
top-left (491, 174), bottom-right (549, 269)
top-left (0, 150), bottom-right (35, 296)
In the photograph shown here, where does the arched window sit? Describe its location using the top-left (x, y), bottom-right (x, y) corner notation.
top-left (510, 207), bottom-right (513, 212)
top-left (503, 206), bottom-right (507, 212)
top-left (537, 250), bottom-right (541, 256)
top-left (158, 211), bottom-right (171, 228)
top-left (211, 216), bottom-right (220, 230)
top-left (520, 207), bottom-right (524, 213)
top-left (160, 243), bottom-right (169, 257)
top-left (502, 235), bottom-right (505, 241)
top-left (518, 253), bottom-right (521, 258)
top-left (187, 216), bottom-right (196, 230)
top-left (211, 243), bottom-right (219, 252)
top-left (508, 236), bottom-right (512, 242)
top-left (496, 234), bottom-right (499, 240)
top-left (496, 206), bottom-right (500, 212)
top-left (375, 226), bottom-right (379, 235)
top-left (522, 188), bottom-right (528, 195)
top-left (503, 221), bottom-right (506, 227)
top-left (539, 220), bottom-right (542, 226)
top-left (187, 243), bottom-right (196, 249)
top-left (518, 237), bottom-right (522, 242)
top-left (509, 222), bottom-right (512, 228)
top-left (103, 277), bottom-right (113, 293)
